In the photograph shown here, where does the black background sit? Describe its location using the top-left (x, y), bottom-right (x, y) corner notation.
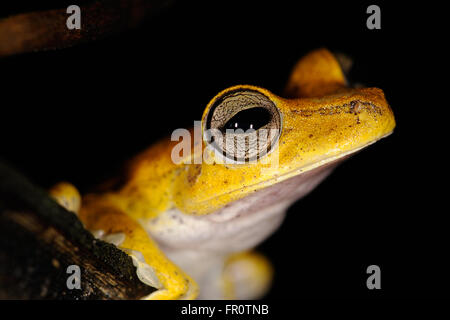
top-left (0, 1), bottom-right (445, 299)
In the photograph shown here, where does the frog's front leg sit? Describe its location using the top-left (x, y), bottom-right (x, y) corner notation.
top-left (50, 183), bottom-right (198, 300)
top-left (82, 203), bottom-right (199, 299)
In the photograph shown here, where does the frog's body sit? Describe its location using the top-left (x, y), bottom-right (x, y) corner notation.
top-left (51, 49), bottom-right (395, 299)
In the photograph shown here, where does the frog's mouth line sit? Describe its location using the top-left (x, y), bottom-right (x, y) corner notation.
top-left (193, 130), bottom-right (393, 211)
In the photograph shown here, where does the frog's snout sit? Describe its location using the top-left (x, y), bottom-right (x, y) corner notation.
top-left (353, 87), bottom-right (396, 137)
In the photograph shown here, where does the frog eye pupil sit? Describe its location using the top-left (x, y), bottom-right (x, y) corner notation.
top-left (223, 107), bottom-right (272, 132)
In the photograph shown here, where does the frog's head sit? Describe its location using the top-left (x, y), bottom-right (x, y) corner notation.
top-left (171, 84), bottom-right (395, 217)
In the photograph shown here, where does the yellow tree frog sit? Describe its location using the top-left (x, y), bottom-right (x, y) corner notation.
top-left (50, 48), bottom-right (395, 299)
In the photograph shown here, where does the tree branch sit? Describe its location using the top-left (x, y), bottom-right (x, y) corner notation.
top-left (0, 160), bottom-right (156, 299)
top-left (0, 0), bottom-right (174, 58)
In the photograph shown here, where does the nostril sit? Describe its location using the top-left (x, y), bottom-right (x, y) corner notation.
top-left (350, 101), bottom-right (363, 114)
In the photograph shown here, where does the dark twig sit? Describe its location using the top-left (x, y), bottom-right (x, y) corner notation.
top-left (0, 0), bottom-right (174, 57)
top-left (0, 160), bottom-right (156, 299)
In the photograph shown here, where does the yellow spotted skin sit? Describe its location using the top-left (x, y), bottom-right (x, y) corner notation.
top-left (50, 49), bottom-right (395, 299)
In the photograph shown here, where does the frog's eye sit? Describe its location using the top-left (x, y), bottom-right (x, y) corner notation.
top-left (203, 88), bottom-right (282, 163)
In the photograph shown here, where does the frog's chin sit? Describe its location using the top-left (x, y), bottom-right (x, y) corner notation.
top-left (141, 159), bottom-right (338, 253)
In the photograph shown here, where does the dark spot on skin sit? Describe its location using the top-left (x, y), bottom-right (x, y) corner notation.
top-left (224, 180), bottom-right (228, 184)
top-left (187, 165), bottom-right (202, 184)
top-left (350, 101), bottom-right (359, 113)
top-left (291, 109), bottom-right (313, 117)
top-left (291, 100), bottom-right (382, 117)
top-left (309, 134), bottom-right (313, 138)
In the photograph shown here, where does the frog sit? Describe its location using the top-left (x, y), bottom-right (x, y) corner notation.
top-left (50, 48), bottom-right (395, 299)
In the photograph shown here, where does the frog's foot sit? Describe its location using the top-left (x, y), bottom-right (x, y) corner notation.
top-left (120, 247), bottom-right (197, 300)
top-left (128, 246), bottom-right (198, 300)
top-left (49, 182), bottom-right (81, 214)
top-left (80, 203), bottom-right (199, 300)
top-left (222, 251), bottom-right (273, 299)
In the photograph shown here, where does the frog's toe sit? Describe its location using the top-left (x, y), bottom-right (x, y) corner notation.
top-left (222, 251), bottom-right (273, 299)
top-left (122, 248), bottom-right (163, 290)
top-left (140, 273), bottom-right (198, 300)
top-left (143, 280), bottom-right (198, 300)
top-left (49, 182), bottom-right (81, 214)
